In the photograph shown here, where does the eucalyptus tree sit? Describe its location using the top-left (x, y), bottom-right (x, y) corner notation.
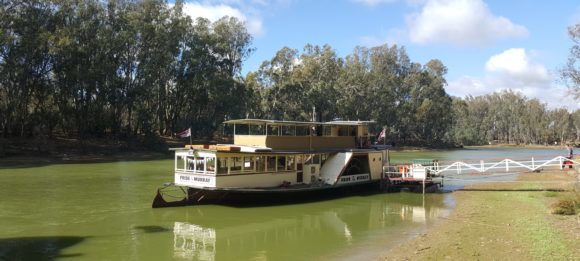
top-left (549, 108), bottom-right (573, 144)
top-left (172, 15), bottom-right (254, 137)
top-left (0, 0), bottom-right (55, 137)
top-left (561, 23), bottom-right (580, 99)
top-left (572, 109), bottom-right (580, 142)
top-left (257, 47), bottom-right (308, 120)
top-left (337, 46), bottom-right (371, 120)
top-left (294, 44), bottom-right (343, 121)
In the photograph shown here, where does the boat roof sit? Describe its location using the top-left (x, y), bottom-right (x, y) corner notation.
top-left (173, 147), bottom-right (384, 154)
top-left (223, 119), bottom-right (375, 126)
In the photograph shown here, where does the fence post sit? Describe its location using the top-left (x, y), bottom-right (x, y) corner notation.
top-left (480, 160), bottom-right (484, 173)
top-left (559, 157), bottom-right (563, 170)
top-left (531, 157), bottom-right (534, 170)
top-left (506, 160), bottom-right (509, 172)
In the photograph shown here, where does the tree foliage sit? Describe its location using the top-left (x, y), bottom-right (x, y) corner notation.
top-left (448, 90), bottom-right (578, 145)
top-left (0, 0), bottom-right (253, 142)
top-left (561, 23), bottom-right (580, 99)
top-left (1, 0), bottom-right (577, 149)
top-left (252, 44), bottom-right (453, 145)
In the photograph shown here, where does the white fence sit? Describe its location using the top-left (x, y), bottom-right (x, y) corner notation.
top-left (424, 156), bottom-right (579, 175)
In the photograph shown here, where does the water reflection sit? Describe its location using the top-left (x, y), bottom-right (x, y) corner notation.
top-left (174, 223), bottom-right (216, 260)
top-left (167, 193), bottom-right (451, 260)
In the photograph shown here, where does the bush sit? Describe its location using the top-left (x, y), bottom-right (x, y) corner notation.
top-left (550, 199), bottom-right (576, 215)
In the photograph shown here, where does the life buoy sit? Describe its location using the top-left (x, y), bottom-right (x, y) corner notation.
top-left (399, 165), bottom-right (409, 174)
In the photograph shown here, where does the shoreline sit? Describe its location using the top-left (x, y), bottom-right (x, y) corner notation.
top-left (381, 169), bottom-right (580, 260)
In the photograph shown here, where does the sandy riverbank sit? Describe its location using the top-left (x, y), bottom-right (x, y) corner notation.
top-left (381, 169), bottom-right (580, 261)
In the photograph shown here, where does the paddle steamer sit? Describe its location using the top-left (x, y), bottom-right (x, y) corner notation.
top-left (152, 119), bottom-right (401, 207)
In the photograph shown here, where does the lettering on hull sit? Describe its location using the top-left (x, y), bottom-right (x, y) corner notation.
top-left (338, 174), bottom-right (370, 184)
top-left (175, 173), bottom-right (216, 187)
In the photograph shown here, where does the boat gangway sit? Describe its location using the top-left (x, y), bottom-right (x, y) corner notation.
top-left (382, 155), bottom-right (578, 193)
top-left (423, 155), bottom-right (579, 176)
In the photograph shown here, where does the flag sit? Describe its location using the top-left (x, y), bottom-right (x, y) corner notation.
top-left (377, 127), bottom-right (386, 141)
top-left (177, 128), bottom-right (191, 138)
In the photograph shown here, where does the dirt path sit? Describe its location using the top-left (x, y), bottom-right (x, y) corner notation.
top-left (381, 170), bottom-right (580, 261)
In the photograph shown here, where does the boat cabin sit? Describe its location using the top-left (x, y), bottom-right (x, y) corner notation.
top-left (224, 119), bottom-right (374, 150)
top-left (172, 119), bottom-right (386, 190)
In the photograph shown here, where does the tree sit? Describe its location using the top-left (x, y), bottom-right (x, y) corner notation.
top-left (561, 23), bottom-right (580, 99)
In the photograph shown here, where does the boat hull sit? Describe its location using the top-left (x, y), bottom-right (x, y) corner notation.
top-left (152, 181), bottom-right (382, 208)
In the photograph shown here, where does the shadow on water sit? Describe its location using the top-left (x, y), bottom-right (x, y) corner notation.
top-left (0, 154), bottom-right (171, 169)
top-left (133, 225), bottom-right (172, 233)
top-left (0, 236), bottom-right (86, 261)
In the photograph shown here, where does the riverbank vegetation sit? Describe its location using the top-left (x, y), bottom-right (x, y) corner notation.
top-left (383, 171), bottom-right (580, 261)
top-left (1, 1), bottom-right (579, 156)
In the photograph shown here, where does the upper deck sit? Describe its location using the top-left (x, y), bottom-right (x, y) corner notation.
top-left (224, 119), bottom-right (375, 151)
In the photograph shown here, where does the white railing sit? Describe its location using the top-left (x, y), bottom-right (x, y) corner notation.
top-left (424, 156), bottom-right (579, 175)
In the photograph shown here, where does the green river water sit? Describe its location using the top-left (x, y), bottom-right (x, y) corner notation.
top-left (0, 147), bottom-right (564, 260)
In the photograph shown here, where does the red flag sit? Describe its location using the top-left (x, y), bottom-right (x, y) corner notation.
top-left (377, 127), bottom-right (385, 141)
top-left (177, 128), bottom-right (191, 138)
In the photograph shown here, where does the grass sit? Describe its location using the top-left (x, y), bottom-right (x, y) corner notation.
top-left (515, 192), bottom-right (574, 260)
top-left (543, 191), bottom-right (560, 197)
top-left (383, 170), bottom-right (580, 261)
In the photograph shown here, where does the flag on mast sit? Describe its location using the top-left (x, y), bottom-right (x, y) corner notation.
top-left (177, 128), bottom-right (191, 138)
top-left (377, 127), bottom-right (386, 141)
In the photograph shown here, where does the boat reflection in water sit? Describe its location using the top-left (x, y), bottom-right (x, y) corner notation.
top-left (169, 193), bottom-right (451, 261)
top-left (173, 223), bottom-right (216, 260)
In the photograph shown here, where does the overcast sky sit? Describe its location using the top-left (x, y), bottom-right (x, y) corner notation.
top-left (178, 0), bottom-right (580, 110)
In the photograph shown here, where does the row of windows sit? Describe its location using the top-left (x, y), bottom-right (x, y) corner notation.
top-left (176, 154), bottom-right (330, 175)
top-left (233, 124), bottom-right (362, 137)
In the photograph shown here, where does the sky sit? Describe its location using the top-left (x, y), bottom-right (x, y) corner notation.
top-left (178, 0), bottom-right (580, 111)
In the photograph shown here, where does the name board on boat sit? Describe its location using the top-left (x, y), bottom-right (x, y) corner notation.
top-left (175, 173), bottom-right (216, 187)
top-left (337, 173), bottom-right (370, 184)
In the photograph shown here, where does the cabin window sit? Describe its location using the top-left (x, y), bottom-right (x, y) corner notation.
top-left (306, 154), bottom-right (320, 165)
top-left (313, 154), bottom-right (320, 164)
top-left (286, 155), bottom-right (295, 171)
top-left (235, 124), bottom-right (249, 135)
top-left (186, 156), bottom-right (196, 171)
top-left (206, 157), bottom-right (216, 173)
top-left (256, 156), bottom-right (266, 172)
top-left (176, 155), bottom-right (186, 171)
top-left (282, 125), bottom-right (294, 136)
top-left (230, 157), bottom-right (243, 172)
top-left (243, 156), bottom-right (255, 172)
top-left (321, 154), bottom-right (328, 165)
top-left (338, 126), bottom-right (350, 136)
top-left (267, 156), bottom-right (276, 172)
top-left (217, 158), bottom-right (228, 174)
top-left (195, 157), bottom-right (205, 173)
top-left (249, 124), bottom-right (265, 135)
top-left (277, 156), bottom-right (286, 171)
top-left (295, 126), bottom-right (309, 136)
top-left (267, 125), bottom-right (280, 136)
top-left (323, 126), bottom-right (332, 136)
top-left (296, 155), bottom-right (304, 171)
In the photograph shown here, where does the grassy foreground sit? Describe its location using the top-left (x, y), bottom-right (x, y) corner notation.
top-left (382, 170), bottom-right (580, 261)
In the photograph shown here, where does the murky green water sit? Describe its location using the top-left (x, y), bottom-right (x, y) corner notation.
top-left (0, 147), bottom-right (564, 260)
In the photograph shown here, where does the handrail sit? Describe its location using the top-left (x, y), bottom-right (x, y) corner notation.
top-left (423, 156), bottom-right (578, 175)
